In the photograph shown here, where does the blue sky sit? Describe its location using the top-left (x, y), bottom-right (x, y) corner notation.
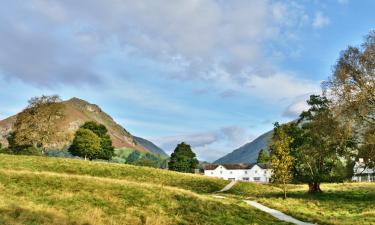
top-left (0, 0), bottom-right (374, 162)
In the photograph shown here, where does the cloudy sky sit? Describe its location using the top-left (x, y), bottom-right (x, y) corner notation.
top-left (0, 0), bottom-right (374, 161)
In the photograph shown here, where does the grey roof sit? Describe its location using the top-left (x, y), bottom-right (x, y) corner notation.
top-left (204, 163), bottom-right (271, 170)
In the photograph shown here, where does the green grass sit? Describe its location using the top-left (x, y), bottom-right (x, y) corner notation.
top-left (0, 154), bottom-right (226, 194)
top-left (225, 181), bottom-right (375, 225)
top-left (0, 154), bottom-right (290, 225)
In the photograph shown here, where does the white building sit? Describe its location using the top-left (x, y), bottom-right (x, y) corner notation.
top-left (352, 159), bottom-right (374, 182)
top-left (204, 163), bottom-right (272, 183)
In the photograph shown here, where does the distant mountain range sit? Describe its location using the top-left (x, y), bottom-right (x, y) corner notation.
top-left (214, 130), bottom-right (272, 164)
top-left (0, 97), bottom-right (167, 156)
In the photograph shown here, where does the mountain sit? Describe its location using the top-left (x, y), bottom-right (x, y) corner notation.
top-left (214, 130), bottom-right (272, 164)
top-left (134, 136), bottom-right (168, 157)
top-left (0, 97), bottom-right (166, 155)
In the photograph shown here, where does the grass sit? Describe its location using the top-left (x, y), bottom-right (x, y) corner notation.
top-left (225, 181), bottom-right (375, 225)
top-left (0, 154), bottom-right (227, 194)
top-left (0, 154), bottom-right (290, 225)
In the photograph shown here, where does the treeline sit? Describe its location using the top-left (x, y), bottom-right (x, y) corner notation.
top-left (270, 31), bottom-right (375, 197)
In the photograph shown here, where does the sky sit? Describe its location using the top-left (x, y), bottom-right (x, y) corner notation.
top-left (0, 0), bottom-right (374, 162)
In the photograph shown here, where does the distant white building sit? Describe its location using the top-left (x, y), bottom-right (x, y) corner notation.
top-left (204, 163), bottom-right (272, 183)
top-left (352, 159), bottom-right (374, 182)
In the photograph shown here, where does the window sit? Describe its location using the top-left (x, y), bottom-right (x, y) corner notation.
top-left (264, 171), bottom-right (267, 175)
top-left (211, 172), bottom-right (213, 175)
top-left (243, 177), bottom-right (249, 181)
top-left (255, 170), bottom-right (258, 174)
top-left (254, 177), bottom-right (260, 181)
top-left (220, 171), bottom-right (223, 174)
top-left (228, 178), bottom-right (235, 181)
top-left (230, 171), bottom-right (233, 174)
top-left (244, 171), bottom-right (248, 174)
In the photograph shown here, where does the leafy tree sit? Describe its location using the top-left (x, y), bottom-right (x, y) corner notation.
top-left (325, 31), bottom-right (375, 168)
top-left (257, 149), bottom-right (270, 163)
top-left (80, 121), bottom-right (114, 160)
top-left (168, 142), bottom-right (199, 173)
top-left (296, 95), bottom-right (354, 193)
top-left (68, 128), bottom-right (101, 160)
top-left (12, 95), bottom-right (65, 153)
top-left (270, 123), bottom-right (295, 199)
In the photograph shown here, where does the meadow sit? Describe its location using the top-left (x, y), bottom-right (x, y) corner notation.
top-left (226, 181), bottom-right (375, 225)
top-left (0, 154), bottom-right (289, 225)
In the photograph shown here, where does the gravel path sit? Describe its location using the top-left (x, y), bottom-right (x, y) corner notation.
top-left (216, 180), bottom-right (237, 192)
top-left (244, 200), bottom-right (316, 225)
top-left (214, 181), bottom-right (315, 225)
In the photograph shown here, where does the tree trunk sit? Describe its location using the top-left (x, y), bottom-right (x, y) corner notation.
top-left (308, 182), bottom-right (322, 193)
top-left (284, 186), bottom-right (287, 199)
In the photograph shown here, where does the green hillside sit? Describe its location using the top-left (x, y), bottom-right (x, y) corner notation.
top-left (0, 154), bottom-right (289, 225)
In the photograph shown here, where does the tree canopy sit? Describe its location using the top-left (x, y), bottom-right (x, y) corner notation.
top-left (270, 123), bottom-right (294, 199)
top-left (69, 121), bottom-right (114, 160)
top-left (11, 95), bottom-right (65, 153)
top-left (325, 31), bottom-right (375, 169)
top-left (68, 128), bottom-right (101, 160)
top-left (168, 142), bottom-right (199, 173)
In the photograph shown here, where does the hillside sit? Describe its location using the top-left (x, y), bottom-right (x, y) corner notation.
top-left (214, 130), bottom-right (272, 164)
top-left (0, 98), bottom-right (167, 155)
top-left (0, 154), bottom-right (288, 225)
top-left (134, 136), bottom-right (168, 157)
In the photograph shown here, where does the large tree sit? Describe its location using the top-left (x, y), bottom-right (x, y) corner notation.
top-left (12, 95), bottom-right (65, 153)
top-left (325, 31), bottom-right (375, 169)
top-left (68, 128), bottom-right (101, 160)
top-left (168, 142), bottom-right (199, 173)
top-left (69, 121), bottom-right (114, 160)
top-left (296, 95), bottom-right (354, 193)
top-left (270, 123), bottom-right (295, 199)
top-left (81, 121), bottom-right (114, 160)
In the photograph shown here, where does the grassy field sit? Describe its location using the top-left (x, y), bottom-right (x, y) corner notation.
top-left (226, 181), bottom-right (375, 225)
top-left (0, 154), bottom-right (290, 225)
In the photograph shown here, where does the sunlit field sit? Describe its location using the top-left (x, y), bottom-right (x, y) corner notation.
top-left (0, 154), bottom-right (290, 225)
top-left (226, 181), bottom-right (375, 225)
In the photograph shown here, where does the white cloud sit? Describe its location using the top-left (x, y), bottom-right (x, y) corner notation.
top-left (0, 0), bottom-right (311, 87)
top-left (244, 72), bottom-right (320, 100)
top-left (153, 126), bottom-right (249, 154)
top-left (312, 12), bottom-right (330, 29)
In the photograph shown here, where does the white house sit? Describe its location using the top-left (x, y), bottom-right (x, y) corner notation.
top-left (352, 159), bottom-right (374, 182)
top-left (204, 163), bottom-right (272, 183)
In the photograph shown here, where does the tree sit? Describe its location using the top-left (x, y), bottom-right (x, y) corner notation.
top-left (80, 121), bottom-right (114, 160)
top-left (270, 123), bottom-right (295, 199)
top-left (325, 31), bottom-right (375, 168)
top-left (12, 95), bottom-right (64, 153)
top-left (68, 128), bottom-right (101, 160)
top-left (126, 151), bottom-right (141, 163)
top-left (257, 149), bottom-right (270, 163)
top-left (296, 95), bottom-right (354, 193)
top-left (168, 142), bottom-right (199, 173)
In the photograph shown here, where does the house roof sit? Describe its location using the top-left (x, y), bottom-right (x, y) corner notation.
top-left (204, 163), bottom-right (271, 170)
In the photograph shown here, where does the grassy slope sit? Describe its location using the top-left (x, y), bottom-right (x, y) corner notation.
top-left (225, 181), bottom-right (375, 225)
top-left (0, 154), bottom-right (289, 225)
